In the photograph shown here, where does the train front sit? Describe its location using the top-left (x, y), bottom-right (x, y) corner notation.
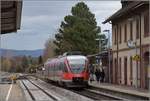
top-left (63, 56), bottom-right (89, 87)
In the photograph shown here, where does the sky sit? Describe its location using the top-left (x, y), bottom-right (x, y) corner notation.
top-left (1, 0), bottom-right (121, 50)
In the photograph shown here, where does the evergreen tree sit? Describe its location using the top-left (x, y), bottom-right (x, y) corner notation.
top-left (54, 2), bottom-right (100, 55)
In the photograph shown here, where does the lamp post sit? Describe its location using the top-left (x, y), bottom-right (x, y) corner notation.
top-left (103, 29), bottom-right (111, 83)
top-left (95, 34), bottom-right (105, 66)
top-left (95, 38), bottom-right (101, 53)
top-left (95, 38), bottom-right (101, 66)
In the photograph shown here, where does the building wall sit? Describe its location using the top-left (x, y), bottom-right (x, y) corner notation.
top-left (112, 8), bottom-right (149, 89)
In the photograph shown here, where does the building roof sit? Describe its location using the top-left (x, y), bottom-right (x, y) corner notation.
top-left (103, 1), bottom-right (148, 24)
top-left (87, 51), bottom-right (109, 58)
top-left (1, 1), bottom-right (22, 34)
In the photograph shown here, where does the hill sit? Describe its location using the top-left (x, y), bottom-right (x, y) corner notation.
top-left (0, 49), bottom-right (43, 57)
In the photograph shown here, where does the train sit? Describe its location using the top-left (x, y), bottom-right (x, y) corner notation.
top-left (38, 52), bottom-right (90, 87)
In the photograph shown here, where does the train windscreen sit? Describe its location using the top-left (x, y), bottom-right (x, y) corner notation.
top-left (68, 59), bottom-right (86, 73)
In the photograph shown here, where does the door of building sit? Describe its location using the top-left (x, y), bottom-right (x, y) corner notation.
top-left (114, 58), bottom-right (118, 84)
top-left (124, 57), bottom-right (127, 85)
top-left (144, 52), bottom-right (149, 89)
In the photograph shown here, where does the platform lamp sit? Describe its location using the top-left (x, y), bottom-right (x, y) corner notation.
top-left (103, 29), bottom-right (111, 83)
top-left (95, 34), bottom-right (105, 66)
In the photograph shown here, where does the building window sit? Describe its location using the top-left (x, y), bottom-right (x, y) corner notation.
top-left (124, 24), bottom-right (127, 42)
top-left (119, 26), bottom-right (122, 44)
top-left (136, 18), bottom-right (140, 39)
top-left (130, 56), bottom-right (133, 80)
top-left (114, 28), bottom-right (117, 45)
top-left (144, 10), bottom-right (149, 37)
top-left (130, 21), bottom-right (133, 40)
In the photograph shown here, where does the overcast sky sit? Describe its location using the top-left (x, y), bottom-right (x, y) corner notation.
top-left (1, 1), bottom-right (121, 50)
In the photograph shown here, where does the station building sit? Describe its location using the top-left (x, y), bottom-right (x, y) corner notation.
top-left (1, 1), bottom-right (22, 34)
top-left (103, 1), bottom-right (150, 89)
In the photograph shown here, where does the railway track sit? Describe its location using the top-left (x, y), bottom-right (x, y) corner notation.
top-left (22, 80), bottom-right (36, 101)
top-left (21, 79), bottom-right (58, 101)
top-left (70, 88), bottom-right (123, 100)
top-left (28, 76), bottom-right (149, 101)
top-left (39, 79), bottom-right (125, 100)
top-left (30, 76), bottom-right (127, 100)
top-left (41, 79), bottom-right (124, 100)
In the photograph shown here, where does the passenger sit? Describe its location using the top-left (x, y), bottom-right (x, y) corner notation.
top-left (100, 67), bottom-right (105, 82)
top-left (89, 64), bottom-right (94, 83)
top-left (95, 67), bottom-right (101, 83)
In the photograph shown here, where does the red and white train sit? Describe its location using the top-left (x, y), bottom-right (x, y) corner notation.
top-left (42, 54), bottom-right (89, 87)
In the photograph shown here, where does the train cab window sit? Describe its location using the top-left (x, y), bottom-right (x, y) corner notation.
top-left (68, 59), bottom-right (85, 73)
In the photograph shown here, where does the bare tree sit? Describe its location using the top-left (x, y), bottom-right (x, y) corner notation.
top-left (43, 38), bottom-right (57, 61)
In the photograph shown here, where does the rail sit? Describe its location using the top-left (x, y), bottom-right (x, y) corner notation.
top-left (21, 78), bottom-right (58, 101)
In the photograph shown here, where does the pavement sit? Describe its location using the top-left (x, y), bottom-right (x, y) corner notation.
top-left (0, 72), bottom-right (26, 101)
top-left (0, 81), bottom-right (26, 101)
top-left (89, 81), bottom-right (150, 98)
top-left (0, 84), bottom-right (10, 101)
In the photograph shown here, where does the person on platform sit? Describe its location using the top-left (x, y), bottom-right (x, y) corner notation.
top-left (95, 67), bottom-right (101, 82)
top-left (89, 64), bottom-right (94, 83)
top-left (100, 67), bottom-right (105, 82)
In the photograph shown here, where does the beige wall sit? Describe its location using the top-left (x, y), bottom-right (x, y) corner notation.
top-left (112, 10), bottom-right (150, 88)
top-left (112, 11), bottom-right (150, 51)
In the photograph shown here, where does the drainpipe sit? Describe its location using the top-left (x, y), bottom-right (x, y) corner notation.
top-left (116, 24), bottom-right (119, 84)
top-left (139, 13), bottom-right (142, 89)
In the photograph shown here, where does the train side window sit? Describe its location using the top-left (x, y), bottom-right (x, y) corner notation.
top-left (61, 63), bottom-right (63, 71)
top-left (56, 63), bottom-right (58, 71)
top-left (62, 62), bottom-right (68, 72)
top-left (50, 64), bottom-right (51, 71)
top-left (61, 63), bottom-right (64, 71)
top-left (58, 63), bottom-right (61, 71)
top-left (52, 64), bottom-right (54, 71)
top-left (57, 63), bottom-right (59, 71)
top-left (59, 62), bottom-right (62, 71)
top-left (55, 63), bottom-right (57, 71)
top-left (54, 63), bottom-right (56, 71)
top-left (58, 63), bottom-right (59, 70)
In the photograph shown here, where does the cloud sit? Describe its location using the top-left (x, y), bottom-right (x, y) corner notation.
top-left (1, 1), bottom-right (121, 50)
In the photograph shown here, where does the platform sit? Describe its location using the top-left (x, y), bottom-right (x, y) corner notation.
top-left (89, 81), bottom-right (150, 98)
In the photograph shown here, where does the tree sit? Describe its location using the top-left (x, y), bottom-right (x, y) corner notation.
top-left (2, 58), bottom-right (11, 72)
top-left (43, 39), bottom-right (56, 61)
top-left (16, 64), bottom-right (23, 72)
top-left (38, 55), bottom-right (43, 65)
top-left (21, 56), bottom-right (29, 70)
top-left (54, 2), bottom-right (100, 55)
